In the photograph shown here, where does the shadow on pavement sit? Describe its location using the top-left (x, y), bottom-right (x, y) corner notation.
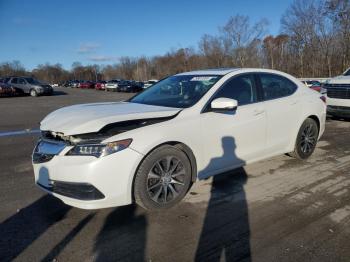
top-left (42, 212), bottom-right (95, 261)
top-left (93, 204), bottom-right (147, 261)
top-left (0, 194), bottom-right (71, 261)
top-left (52, 90), bottom-right (67, 96)
top-left (195, 168), bottom-right (251, 261)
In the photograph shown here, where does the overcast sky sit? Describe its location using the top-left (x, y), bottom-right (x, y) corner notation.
top-left (0, 0), bottom-right (293, 69)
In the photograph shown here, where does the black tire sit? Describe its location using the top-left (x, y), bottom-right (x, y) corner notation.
top-left (134, 145), bottom-right (192, 210)
top-left (290, 118), bottom-right (319, 160)
top-left (30, 89), bottom-right (38, 97)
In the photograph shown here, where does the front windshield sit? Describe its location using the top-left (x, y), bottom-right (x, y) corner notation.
top-left (25, 77), bottom-right (41, 85)
top-left (344, 69), bottom-right (350, 76)
top-left (130, 75), bottom-right (222, 108)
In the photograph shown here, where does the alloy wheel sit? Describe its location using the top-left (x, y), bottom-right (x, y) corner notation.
top-left (147, 156), bottom-right (186, 204)
top-left (300, 123), bottom-right (317, 154)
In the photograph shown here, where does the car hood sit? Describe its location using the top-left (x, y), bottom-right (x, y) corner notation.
top-left (40, 102), bottom-right (180, 135)
top-left (328, 75), bottom-right (350, 84)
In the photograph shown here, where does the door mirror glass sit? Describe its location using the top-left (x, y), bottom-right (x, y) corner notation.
top-left (210, 98), bottom-right (238, 111)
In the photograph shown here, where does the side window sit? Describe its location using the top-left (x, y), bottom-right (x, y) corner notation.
top-left (259, 74), bottom-right (297, 100)
top-left (11, 78), bottom-right (18, 84)
top-left (18, 78), bottom-right (26, 84)
top-left (212, 74), bottom-right (257, 106)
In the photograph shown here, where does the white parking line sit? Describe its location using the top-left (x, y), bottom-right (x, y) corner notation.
top-left (0, 129), bottom-right (40, 137)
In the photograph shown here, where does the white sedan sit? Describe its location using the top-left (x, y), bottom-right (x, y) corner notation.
top-left (32, 68), bottom-right (326, 210)
top-left (105, 79), bottom-right (121, 91)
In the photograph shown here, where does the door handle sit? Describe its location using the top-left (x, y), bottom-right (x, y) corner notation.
top-left (290, 100), bottom-right (298, 105)
top-left (253, 109), bottom-right (265, 116)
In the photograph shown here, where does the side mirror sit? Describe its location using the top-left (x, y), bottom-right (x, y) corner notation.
top-left (210, 97), bottom-right (238, 111)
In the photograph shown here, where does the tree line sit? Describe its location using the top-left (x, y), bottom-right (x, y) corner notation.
top-left (1, 0), bottom-right (349, 84)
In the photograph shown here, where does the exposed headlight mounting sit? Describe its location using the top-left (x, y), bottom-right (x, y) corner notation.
top-left (66, 139), bottom-right (132, 157)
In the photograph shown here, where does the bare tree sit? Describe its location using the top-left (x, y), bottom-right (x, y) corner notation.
top-left (199, 34), bottom-right (225, 67)
top-left (221, 15), bottom-right (269, 67)
top-left (326, 0), bottom-right (350, 71)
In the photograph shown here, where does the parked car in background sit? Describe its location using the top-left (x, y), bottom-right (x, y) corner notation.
top-left (32, 68), bottom-right (326, 210)
top-left (323, 67), bottom-right (350, 118)
top-left (300, 80), bottom-right (322, 92)
top-left (79, 81), bottom-right (95, 89)
top-left (72, 80), bottom-right (81, 88)
top-left (116, 80), bottom-right (131, 92)
top-left (143, 79), bottom-right (158, 89)
top-left (105, 79), bottom-right (122, 91)
top-left (117, 80), bottom-right (144, 93)
top-left (310, 82), bottom-right (322, 92)
top-left (64, 80), bottom-right (79, 88)
top-left (5, 76), bottom-right (53, 97)
top-left (95, 81), bottom-right (107, 90)
top-left (63, 81), bottom-right (72, 87)
top-left (301, 80), bottom-right (320, 87)
top-left (0, 82), bottom-right (16, 96)
top-left (135, 81), bottom-right (144, 89)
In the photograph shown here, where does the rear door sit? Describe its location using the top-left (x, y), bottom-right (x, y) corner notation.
top-left (257, 73), bottom-right (301, 154)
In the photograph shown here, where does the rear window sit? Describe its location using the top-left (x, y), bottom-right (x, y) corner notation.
top-left (259, 74), bottom-right (297, 100)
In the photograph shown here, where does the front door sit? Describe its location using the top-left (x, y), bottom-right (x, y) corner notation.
top-left (199, 74), bottom-right (266, 178)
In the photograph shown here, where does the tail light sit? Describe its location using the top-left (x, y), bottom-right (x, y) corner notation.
top-left (320, 96), bottom-right (326, 104)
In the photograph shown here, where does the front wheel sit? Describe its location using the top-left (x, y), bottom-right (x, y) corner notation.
top-left (290, 118), bottom-right (319, 160)
top-left (30, 89), bottom-right (38, 97)
top-left (134, 145), bottom-right (192, 210)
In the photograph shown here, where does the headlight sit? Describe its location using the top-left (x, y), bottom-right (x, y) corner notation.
top-left (320, 87), bottom-right (327, 94)
top-left (66, 139), bottom-right (132, 157)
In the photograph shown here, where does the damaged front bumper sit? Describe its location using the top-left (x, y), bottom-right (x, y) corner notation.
top-left (32, 133), bottom-right (144, 209)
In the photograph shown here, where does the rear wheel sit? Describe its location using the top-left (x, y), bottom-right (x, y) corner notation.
top-left (290, 118), bottom-right (319, 160)
top-left (134, 145), bottom-right (192, 210)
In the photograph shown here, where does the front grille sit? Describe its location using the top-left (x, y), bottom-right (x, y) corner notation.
top-left (325, 84), bottom-right (350, 99)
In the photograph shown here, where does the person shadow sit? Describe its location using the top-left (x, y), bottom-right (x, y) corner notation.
top-left (0, 194), bottom-right (71, 261)
top-left (195, 136), bottom-right (251, 262)
top-left (93, 204), bottom-right (147, 262)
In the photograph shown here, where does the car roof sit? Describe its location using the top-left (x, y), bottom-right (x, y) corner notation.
top-left (176, 68), bottom-right (298, 79)
top-left (176, 68), bottom-right (239, 76)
